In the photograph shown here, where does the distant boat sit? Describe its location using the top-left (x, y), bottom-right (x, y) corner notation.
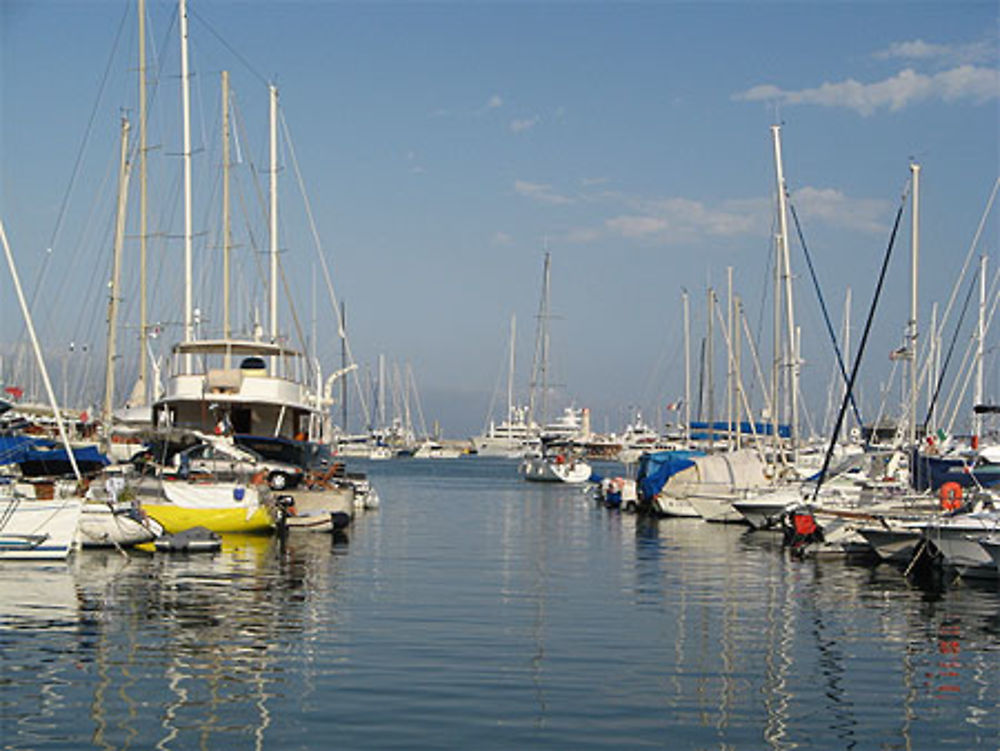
top-left (520, 451), bottom-right (593, 484)
top-left (413, 439), bottom-right (462, 459)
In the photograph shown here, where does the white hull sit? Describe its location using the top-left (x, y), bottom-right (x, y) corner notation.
top-left (78, 501), bottom-right (162, 547)
top-left (684, 494), bottom-right (747, 523)
top-left (284, 486), bottom-right (354, 532)
top-left (650, 494), bottom-right (700, 517)
top-left (0, 498), bottom-right (83, 560)
top-left (731, 488), bottom-right (800, 529)
top-left (520, 456), bottom-right (592, 484)
top-left (856, 526), bottom-right (923, 563)
top-left (924, 515), bottom-right (1000, 575)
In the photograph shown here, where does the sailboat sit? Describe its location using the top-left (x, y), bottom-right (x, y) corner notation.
top-left (0, 219), bottom-right (84, 560)
top-left (474, 315), bottom-right (541, 458)
top-left (519, 251), bottom-right (593, 484)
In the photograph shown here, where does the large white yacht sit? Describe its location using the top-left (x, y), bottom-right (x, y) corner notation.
top-left (152, 339), bottom-right (330, 443)
top-left (474, 405), bottom-right (540, 458)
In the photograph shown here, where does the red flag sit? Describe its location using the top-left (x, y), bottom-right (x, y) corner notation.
top-left (4, 386), bottom-right (23, 400)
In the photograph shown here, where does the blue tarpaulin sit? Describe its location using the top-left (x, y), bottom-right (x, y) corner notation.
top-left (0, 434), bottom-right (43, 464)
top-left (636, 449), bottom-right (706, 501)
top-left (0, 434), bottom-right (109, 475)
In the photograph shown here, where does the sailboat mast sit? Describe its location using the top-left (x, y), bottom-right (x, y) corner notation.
top-left (269, 84), bottom-right (279, 348)
top-left (683, 289), bottom-right (691, 443)
top-left (772, 124), bottom-right (798, 461)
top-left (179, 0), bottom-right (193, 374)
top-left (540, 250), bottom-right (551, 425)
top-left (222, 70), bottom-right (232, 345)
top-left (528, 250), bottom-right (551, 428)
top-left (507, 313), bottom-right (516, 433)
top-left (975, 255), bottom-right (986, 440)
top-left (138, 0), bottom-right (148, 400)
top-left (341, 300), bottom-right (348, 430)
top-left (0, 218), bottom-right (81, 481)
top-left (104, 117), bottom-right (132, 426)
top-left (908, 162), bottom-right (920, 446)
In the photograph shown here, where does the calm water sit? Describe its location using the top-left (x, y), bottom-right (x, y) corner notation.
top-left (2, 458), bottom-right (999, 749)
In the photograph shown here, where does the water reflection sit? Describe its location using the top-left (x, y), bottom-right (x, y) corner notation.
top-left (1, 531), bottom-right (350, 751)
top-left (2, 463), bottom-right (999, 749)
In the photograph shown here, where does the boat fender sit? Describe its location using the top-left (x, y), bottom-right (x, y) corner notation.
top-left (939, 482), bottom-right (962, 511)
top-left (330, 511), bottom-right (351, 531)
top-left (233, 486), bottom-right (245, 501)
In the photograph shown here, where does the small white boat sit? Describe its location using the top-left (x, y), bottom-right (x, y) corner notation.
top-left (78, 472), bottom-right (162, 547)
top-left (520, 454), bottom-right (592, 484)
top-left (412, 439), bottom-right (462, 459)
top-left (78, 501), bottom-right (162, 548)
top-left (282, 485), bottom-right (355, 533)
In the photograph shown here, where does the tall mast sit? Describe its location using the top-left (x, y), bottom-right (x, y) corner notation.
top-left (683, 289), bottom-right (691, 443)
top-left (908, 162), bottom-right (920, 446)
top-left (0, 218), bottom-right (81, 481)
top-left (104, 117), bottom-right (132, 426)
top-left (341, 300), bottom-right (347, 431)
top-left (528, 249), bottom-right (551, 428)
top-left (269, 83), bottom-right (279, 347)
top-left (726, 266), bottom-right (734, 449)
top-left (772, 124), bottom-right (798, 461)
top-left (222, 70), bottom-right (232, 345)
top-left (706, 286), bottom-right (714, 448)
top-left (734, 294), bottom-right (742, 449)
top-left (975, 255), bottom-right (986, 441)
top-left (138, 0), bottom-right (148, 400)
top-left (507, 314), bottom-right (516, 433)
top-left (180, 0), bottom-right (193, 372)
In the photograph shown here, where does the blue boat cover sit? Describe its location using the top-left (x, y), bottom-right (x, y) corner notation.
top-left (636, 449), bottom-right (706, 501)
top-left (0, 435), bottom-right (109, 471)
top-left (0, 434), bottom-right (44, 464)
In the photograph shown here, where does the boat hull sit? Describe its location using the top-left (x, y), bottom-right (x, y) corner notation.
top-left (283, 486), bottom-right (354, 532)
top-left (142, 503), bottom-right (275, 534)
top-left (0, 498), bottom-right (83, 560)
top-left (78, 502), bottom-right (162, 548)
top-left (520, 456), bottom-right (592, 483)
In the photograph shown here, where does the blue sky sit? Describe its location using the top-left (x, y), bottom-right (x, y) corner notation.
top-left (1, 1), bottom-right (998, 438)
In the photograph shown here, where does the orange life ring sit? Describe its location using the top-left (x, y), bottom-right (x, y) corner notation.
top-left (939, 481), bottom-right (963, 511)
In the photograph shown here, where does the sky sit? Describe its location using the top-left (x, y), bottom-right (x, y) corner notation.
top-left (1, 0), bottom-right (998, 440)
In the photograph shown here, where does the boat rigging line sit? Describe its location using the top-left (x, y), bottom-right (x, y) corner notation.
top-left (921, 268), bottom-right (979, 434)
top-left (812, 183), bottom-right (910, 502)
top-left (786, 200), bottom-right (864, 433)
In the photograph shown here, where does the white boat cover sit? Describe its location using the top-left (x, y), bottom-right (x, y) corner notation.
top-left (162, 482), bottom-right (260, 509)
top-left (664, 449), bottom-right (767, 498)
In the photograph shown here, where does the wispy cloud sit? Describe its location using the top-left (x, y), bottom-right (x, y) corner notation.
top-left (514, 179), bottom-right (574, 205)
top-left (735, 65), bottom-right (999, 116)
top-left (873, 39), bottom-right (995, 66)
top-left (564, 186), bottom-right (890, 246)
top-left (510, 115), bottom-right (540, 133)
top-left (475, 94), bottom-right (504, 115)
top-left (605, 215), bottom-right (669, 238)
top-left (789, 187), bottom-right (890, 234)
top-left (491, 231), bottom-right (513, 246)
